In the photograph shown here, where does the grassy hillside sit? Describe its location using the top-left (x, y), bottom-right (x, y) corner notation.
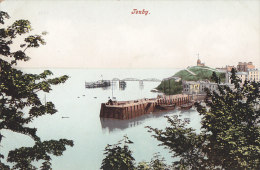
top-left (174, 66), bottom-right (225, 82)
top-left (156, 66), bottom-right (225, 95)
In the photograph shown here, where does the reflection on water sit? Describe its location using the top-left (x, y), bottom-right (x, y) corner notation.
top-left (139, 80), bottom-right (144, 90)
top-left (100, 108), bottom-right (198, 134)
top-left (100, 111), bottom-right (173, 133)
top-left (119, 81), bottom-right (127, 90)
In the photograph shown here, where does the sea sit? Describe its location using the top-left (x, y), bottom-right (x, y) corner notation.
top-left (1, 68), bottom-right (202, 170)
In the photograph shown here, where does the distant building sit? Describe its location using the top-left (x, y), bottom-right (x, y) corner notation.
top-left (237, 62), bottom-right (255, 72)
top-left (216, 65), bottom-right (235, 72)
top-left (248, 69), bottom-right (259, 82)
top-left (199, 81), bottom-right (218, 93)
top-left (183, 80), bottom-right (234, 94)
top-left (197, 58), bottom-right (205, 67)
top-left (182, 81), bottom-right (200, 94)
top-left (225, 62), bottom-right (259, 84)
top-left (226, 68), bottom-right (259, 84)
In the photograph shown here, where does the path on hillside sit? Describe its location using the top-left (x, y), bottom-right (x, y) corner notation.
top-left (185, 67), bottom-right (220, 77)
top-left (200, 67), bottom-right (219, 72)
top-left (185, 68), bottom-right (196, 75)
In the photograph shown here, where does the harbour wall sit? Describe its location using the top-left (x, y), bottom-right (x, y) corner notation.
top-left (100, 94), bottom-right (205, 120)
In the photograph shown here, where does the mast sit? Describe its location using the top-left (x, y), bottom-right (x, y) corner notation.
top-left (111, 80), bottom-right (114, 99)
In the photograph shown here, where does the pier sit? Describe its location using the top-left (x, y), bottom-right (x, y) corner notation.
top-left (100, 94), bottom-right (206, 120)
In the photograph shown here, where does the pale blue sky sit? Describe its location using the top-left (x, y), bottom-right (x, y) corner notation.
top-left (1, 0), bottom-right (260, 68)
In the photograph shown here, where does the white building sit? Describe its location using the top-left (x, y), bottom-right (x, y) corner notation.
top-left (199, 81), bottom-right (218, 93)
top-left (248, 69), bottom-right (259, 82)
top-left (182, 81), bottom-right (200, 94)
top-left (226, 68), bottom-right (259, 84)
top-left (183, 80), bottom-right (234, 94)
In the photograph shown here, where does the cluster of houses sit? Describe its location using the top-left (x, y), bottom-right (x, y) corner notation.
top-left (182, 61), bottom-right (259, 95)
top-left (225, 62), bottom-right (259, 84)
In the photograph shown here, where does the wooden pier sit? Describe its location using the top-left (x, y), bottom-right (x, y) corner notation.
top-left (100, 94), bottom-right (205, 120)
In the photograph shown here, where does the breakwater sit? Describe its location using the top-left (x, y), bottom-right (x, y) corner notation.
top-left (100, 94), bottom-right (205, 120)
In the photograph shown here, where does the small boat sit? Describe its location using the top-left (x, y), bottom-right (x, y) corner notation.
top-left (155, 103), bottom-right (176, 110)
top-left (160, 104), bottom-right (176, 110)
top-left (151, 89), bottom-right (159, 92)
top-left (180, 103), bottom-right (193, 110)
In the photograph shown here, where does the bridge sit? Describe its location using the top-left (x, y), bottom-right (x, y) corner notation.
top-left (111, 78), bottom-right (161, 82)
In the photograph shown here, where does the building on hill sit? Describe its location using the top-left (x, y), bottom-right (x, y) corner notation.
top-left (237, 62), bottom-right (255, 72)
top-left (216, 65), bottom-right (235, 72)
top-left (196, 53), bottom-right (205, 66)
top-left (197, 58), bottom-right (205, 67)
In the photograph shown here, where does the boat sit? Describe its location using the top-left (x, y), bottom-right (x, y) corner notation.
top-left (62, 116), bottom-right (70, 118)
top-left (180, 103), bottom-right (193, 110)
top-left (85, 80), bottom-right (111, 88)
top-left (151, 89), bottom-right (159, 92)
top-left (155, 103), bottom-right (176, 110)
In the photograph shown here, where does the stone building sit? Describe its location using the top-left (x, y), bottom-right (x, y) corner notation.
top-left (197, 58), bottom-right (205, 67)
top-left (237, 62), bottom-right (255, 72)
top-left (216, 65), bottom-right (235, 72)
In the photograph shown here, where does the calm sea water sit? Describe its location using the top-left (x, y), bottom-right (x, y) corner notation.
top-left (2, 68), bottom-right (202, 170)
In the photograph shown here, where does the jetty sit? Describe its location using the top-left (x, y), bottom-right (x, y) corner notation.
top-left (85, 80), bottom-right (111, 88)
top-left (100, 94), bottom-right (205, 120)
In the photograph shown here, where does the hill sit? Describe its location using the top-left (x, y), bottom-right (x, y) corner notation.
top-left (156, 66), bottom-right (226, 95)
top-left (174, 66), bottom-right (225, 82)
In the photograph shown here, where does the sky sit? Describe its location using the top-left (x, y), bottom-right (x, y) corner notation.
top-left (1, 0), bottom-right (260, 69)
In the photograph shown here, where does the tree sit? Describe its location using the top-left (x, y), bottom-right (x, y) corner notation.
top-left (101, 136), bottom-right (135, 170)
top-left (0, 11), bottom-right (73, 169)
top-left (101, 137), bottom-right (172, 170)
top-left (156, 79), bottom-right (182, 95)
top-left (148, 69), bottom-right (260, 169)
top-left (136, 153), bottom-right (169, 170)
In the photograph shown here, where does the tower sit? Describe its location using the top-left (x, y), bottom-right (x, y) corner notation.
top-left (196, 53), bottom-right (205, 66)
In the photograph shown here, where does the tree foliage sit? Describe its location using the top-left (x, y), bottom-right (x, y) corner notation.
top-left (0, 11), bottom-right (73, 169)
top-left (156, 79), bottom-right (182, 95)
top-left (136, 153), bottom-right (169, 170)
top-left (101, 137), bottom-right (171, 170)
top-left (101, 136), bottom-right (135, 170)
top-left (148, 69), bottom-right (260, 169)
